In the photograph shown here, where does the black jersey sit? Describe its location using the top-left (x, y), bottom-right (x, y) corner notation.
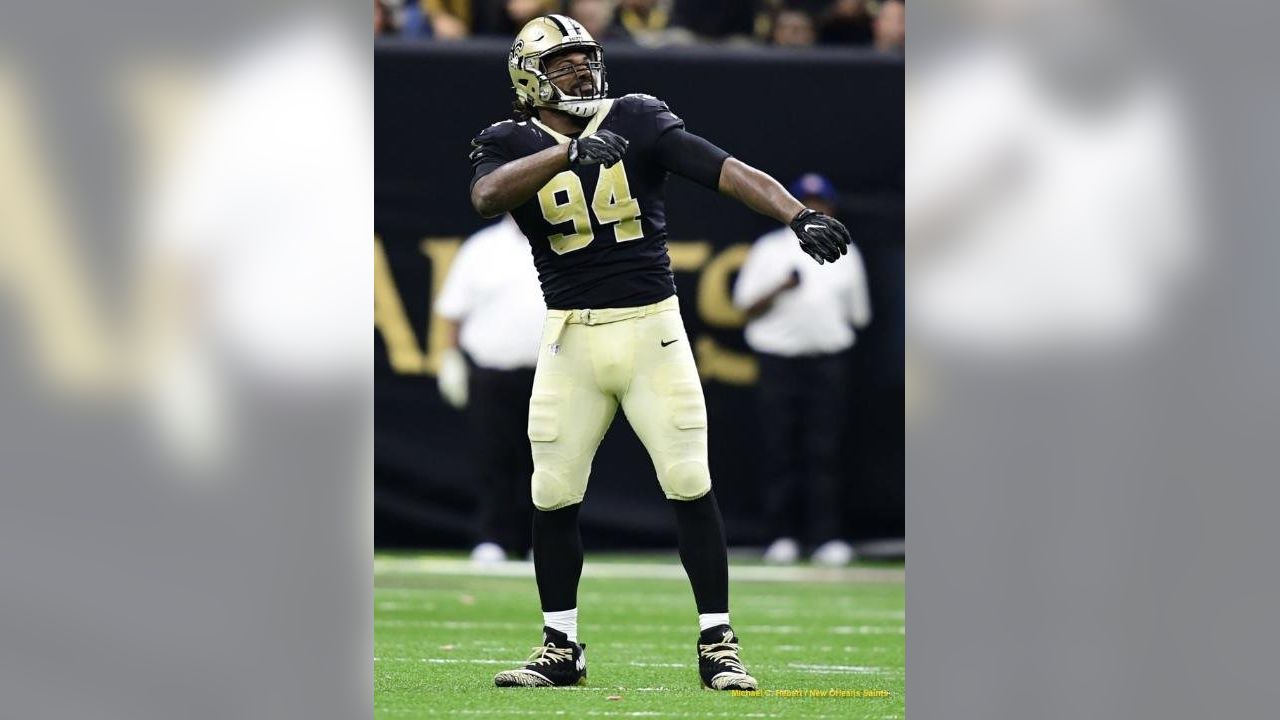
top-left (469, 93), bottom-right (730, 310)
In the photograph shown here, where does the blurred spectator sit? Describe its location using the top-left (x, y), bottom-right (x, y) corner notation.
top-left (397, 1), bottom-right (430, 35)
top-left (424, 0), bottom-right (471, 39)
top-left (671, 0), bottom-right (757, 42)
top-left (376, 0), bottom-right (468, 38)
top-left (817, 0), bottom-right (874, 46)
top-left (375, 0), bottom-right (400, 37)
top-left (569, 0), bottom-right (634, 43)
top-left (614, 0), bottom-right (672, 44)
top-left (873, 0), bottom-right (904, 55)
top-left (473, 0), bottom-right (559, 36)
top-left (771, 7), bottom-right (817, 47)
top-left (435, 215), bottom-right (546, 563)
top-left (733, 174), bottom-right (871, 567)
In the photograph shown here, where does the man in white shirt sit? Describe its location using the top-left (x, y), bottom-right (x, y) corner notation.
top-left (732, 174), bottom-right (871, 567)
top-left (436, 215), bottom-right (547, 563)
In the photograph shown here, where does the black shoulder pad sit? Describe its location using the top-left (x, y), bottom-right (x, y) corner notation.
top-left (619, 93), bottom-right (684, 136)
top-left (471, 119), bottom-right (517, 146)
top-left (469, 120), bottom-right (518, 163)
top-left (619, 93), bottom-right (674, 116)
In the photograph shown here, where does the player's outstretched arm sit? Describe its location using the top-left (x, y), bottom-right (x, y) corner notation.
top-left (470, 130), bottom-right (629, 218)
top-left (718, 158), bottom-right (851, 264)
top-left (718, 158), bottom-right (805, 224)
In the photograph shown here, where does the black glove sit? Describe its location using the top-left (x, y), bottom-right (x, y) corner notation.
top-left (567, 129), bottom-right (629, 169)
top-left (789, 208), bottom-right (850, 265)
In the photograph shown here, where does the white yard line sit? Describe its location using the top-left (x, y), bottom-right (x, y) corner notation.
top-left (375, 619), bottom-right (902, 635)
top-left (377, 657), bottom-right (692, 668)
top-left (375, 557), bottom-right (903, 584)
top-left (376, 657), bottom-right (901, 675)
top-left (785, 663), bottom-right (898, 675)
top-left (378, 710), bottom-right (872, 719)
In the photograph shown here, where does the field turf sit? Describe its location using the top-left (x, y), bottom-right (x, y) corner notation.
top-left (375, 553), bottom-right (904, 719)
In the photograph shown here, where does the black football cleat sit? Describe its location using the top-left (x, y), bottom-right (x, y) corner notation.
top-left (697, 624), bottom-right (758, 690)
top-left (494, 626), bottom-right (587, 687)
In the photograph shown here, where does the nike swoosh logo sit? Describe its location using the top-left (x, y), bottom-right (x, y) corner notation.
top-left (803, 223), bottom-right (822, 232)
top-left (660, 339), bottom-right (679, 347)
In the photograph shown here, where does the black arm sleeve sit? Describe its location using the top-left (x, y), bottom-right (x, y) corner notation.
top-left (654, 127), bottom-right (731, 191)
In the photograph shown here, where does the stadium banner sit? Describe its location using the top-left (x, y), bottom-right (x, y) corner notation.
top-left (375, 40), bottom-right (903, 548)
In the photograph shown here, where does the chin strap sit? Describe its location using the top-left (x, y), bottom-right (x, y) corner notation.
top-left (552, 99), bottom-right (601, 118)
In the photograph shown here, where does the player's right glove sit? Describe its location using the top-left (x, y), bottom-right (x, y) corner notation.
top-left (567, 129), bottom-right (629, 169)
top-left (789, 208), bottom-right (851, 265)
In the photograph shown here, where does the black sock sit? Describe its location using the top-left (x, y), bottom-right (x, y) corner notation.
top-left (671, 490), bottom-right (729, 614)
top-left (533, 503), bottom-right (583, 612)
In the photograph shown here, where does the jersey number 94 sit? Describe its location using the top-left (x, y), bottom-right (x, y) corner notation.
top-left (537, 160), bottom-right (643, 254)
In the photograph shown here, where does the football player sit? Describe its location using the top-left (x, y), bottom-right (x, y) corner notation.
top-left (469, 14), bottom-right (852, 691)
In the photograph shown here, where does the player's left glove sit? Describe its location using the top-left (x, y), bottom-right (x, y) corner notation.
top-left (568, 129), bottom-right (629, 169)
top-left (789, 208), bottom-right (850, 265)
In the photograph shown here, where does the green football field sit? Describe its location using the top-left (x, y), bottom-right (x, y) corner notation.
top-left (375, 553), bottom-right (904, 719)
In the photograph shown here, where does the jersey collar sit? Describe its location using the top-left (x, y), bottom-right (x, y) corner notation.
top-left (532, 98), bottom-right (615, 144)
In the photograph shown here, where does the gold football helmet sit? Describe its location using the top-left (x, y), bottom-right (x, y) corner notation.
top-left (509, 14), bottom-right (608, 119)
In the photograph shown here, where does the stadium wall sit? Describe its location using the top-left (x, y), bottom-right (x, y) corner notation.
top-left (375, 39), bottom-right (903, 548)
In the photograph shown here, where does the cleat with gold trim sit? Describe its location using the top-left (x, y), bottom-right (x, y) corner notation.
top-left (697, 625), bottom-right (758, 691)
top-left (494, 627), bottom-right (586, 687)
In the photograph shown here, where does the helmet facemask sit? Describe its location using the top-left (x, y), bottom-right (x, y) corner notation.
top-left (516, 43), bottom-right (608, 119)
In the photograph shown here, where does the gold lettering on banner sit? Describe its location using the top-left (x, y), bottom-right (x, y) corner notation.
top-left (669, 241), bottom-right (758, 386)
top-left (420, 237), bottom-right (461, 375)
top-left (697, 244), bottom-right (749, 328)
top-left (0, 67), bottom-right (118, 392)
top-left (666, 240), bottom-right (711, 272)
top-left (374, 235), bottom-right (426, 374)
top-left (695, 335), bottom-right (758, 385)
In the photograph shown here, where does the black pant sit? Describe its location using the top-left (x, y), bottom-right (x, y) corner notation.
top-left (467, 362), bottom-right (536, 555)
top-left (755, 351), bottom-right (850, 545)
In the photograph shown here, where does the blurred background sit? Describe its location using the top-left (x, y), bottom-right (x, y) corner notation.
top-left (374, 0), bottom-right (905, 51)
top-left (374, 1), bottom-right (905, 561)
top-left (0, 4), bottom-right (372, 718)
